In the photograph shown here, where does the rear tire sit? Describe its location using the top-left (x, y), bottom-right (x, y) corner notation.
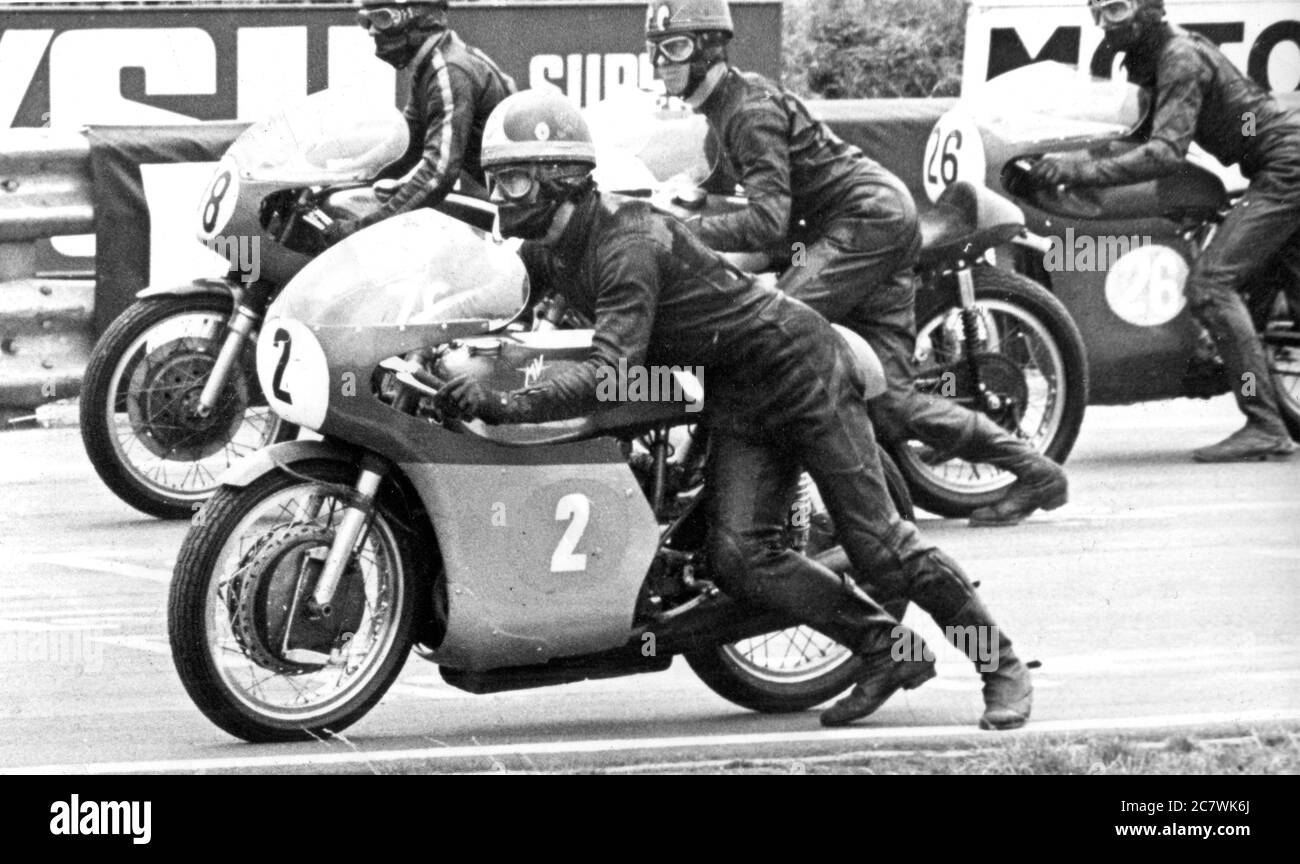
top-left (899, 265), bottom-right (1088, 518)
top-left (685, 448), bottom-right (912, 713)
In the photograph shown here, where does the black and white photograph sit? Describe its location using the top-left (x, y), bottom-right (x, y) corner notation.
top-left (0, 0), bottom-right (1296, 802)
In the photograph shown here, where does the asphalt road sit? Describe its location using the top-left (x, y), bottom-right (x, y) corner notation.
top-left (1, 395), bottom-right (1297, 774)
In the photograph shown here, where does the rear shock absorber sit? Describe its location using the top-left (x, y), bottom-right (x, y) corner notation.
top-left (786, 472), bottom-right (813, 552)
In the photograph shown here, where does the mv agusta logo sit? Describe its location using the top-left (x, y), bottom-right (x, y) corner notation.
top-left (519, 355), bottom-right (548, 388)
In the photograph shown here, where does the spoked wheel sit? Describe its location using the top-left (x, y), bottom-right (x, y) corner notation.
top-left (80, 295), bottom-right (294, 519)
top-left (686, 448), bottom-right (914, 713)
top-left (899, 266), bottom-right (1088, 518)
top-left (169, 460), bottom-right (417, 742)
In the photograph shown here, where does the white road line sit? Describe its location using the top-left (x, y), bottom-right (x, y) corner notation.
top-left (89, 635), bottom-right (171, 656)
top-left (21, 554), bottom-right (171, 584)
top-left (9, 709), bottom-right (1300, 775)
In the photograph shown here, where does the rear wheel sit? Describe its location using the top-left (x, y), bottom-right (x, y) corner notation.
top-left (685, 448), bottom-right (913, 713)
top-left (898, 265), bottom-right (1088, 518)
top-left (169, 460), bottom-right (417, 742)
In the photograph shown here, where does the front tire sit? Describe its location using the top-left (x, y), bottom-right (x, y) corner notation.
top-left (685, 448), bottom-right (913, 713)
top-left (80, 294), bottom-right (294, 520)
top-left (898, 265), bottom-right (1089, 518)
top-left (169, 460), bottom-right (417, 742)
top-left (1254, 280), bottom-right (1300, 441)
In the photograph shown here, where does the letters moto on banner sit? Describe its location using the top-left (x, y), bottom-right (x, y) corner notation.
top-left (964, 0), bottom-right (1300, 93)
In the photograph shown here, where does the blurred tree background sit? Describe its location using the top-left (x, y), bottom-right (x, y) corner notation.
top-left (783, 0), bottom-right (967, 98)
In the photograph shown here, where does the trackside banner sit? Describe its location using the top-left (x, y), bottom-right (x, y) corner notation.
top-left (964, 0), bottom-right (1300, 92)
top-left (0, 1), bottom-right (782, 128)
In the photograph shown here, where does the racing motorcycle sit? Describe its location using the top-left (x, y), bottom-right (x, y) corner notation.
top-left (78, 88), bottom-right (496, 519)
top-left (167, 203), bottom-right (916, 742)
top-left (923, 60), bottom-right (1300, 442)
top-left (597, 94), bottom-right (1090, 519)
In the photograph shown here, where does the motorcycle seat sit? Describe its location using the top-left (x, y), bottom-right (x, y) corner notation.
top-left (917, 181), bottom-right (1023, 270)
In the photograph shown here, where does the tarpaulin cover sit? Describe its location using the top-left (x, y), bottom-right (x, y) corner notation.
top-left (812, 97), bottom-right (958, 203)
top-left (86, 123), bottom-right (248, 333)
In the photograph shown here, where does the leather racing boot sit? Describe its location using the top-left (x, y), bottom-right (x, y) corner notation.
top-left (909, 549), bottom-right (1033, 730)
top-left (963, 414), bottom-right (1069, 527)
top-left (1191, 421), bottom-right (1297, 463)
top-left (820, 642), bottom-right (937, 727)
top-left (968, 456), bottom-right (1068, 527)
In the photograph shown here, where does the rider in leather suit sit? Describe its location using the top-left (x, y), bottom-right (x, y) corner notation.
top-left (433, 89), bottom-right (1035, 729)
top-left (644, 0), bottom-right (1069, 526)
top-left (324, 0), bottom-right (516, 245)
top-left (1029, 0), bottom-right (1300, 462)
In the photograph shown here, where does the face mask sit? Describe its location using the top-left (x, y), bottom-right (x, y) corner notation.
top-left (373, 33), bottom-right (418, 69)
top-left (497, 199), bottom-right (564, 240)
top-left (1102, 21), bottom-right (1145, 53)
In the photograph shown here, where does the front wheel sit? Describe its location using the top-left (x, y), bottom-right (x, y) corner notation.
top-left (684, 448), bottom-right (913, 713)
top-left (897, 265), bottom-right (1089, 518)
top-left (80, 294), bottom-right (295, 520)
top-left (169, 460), bottom-right (417, 742)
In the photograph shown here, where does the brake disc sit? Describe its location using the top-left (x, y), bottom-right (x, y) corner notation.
top-left (126, 337), bottom-right (250, 460)
top-left (230, 524), bottom-right (368, 675)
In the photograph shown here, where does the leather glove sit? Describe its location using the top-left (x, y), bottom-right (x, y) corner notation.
top-left (322, 218), bottom-right (360, 247)
top-left (433, 374), bottom-right (515, 425)
top-left (1025, 154), bottom-right (1092, 188)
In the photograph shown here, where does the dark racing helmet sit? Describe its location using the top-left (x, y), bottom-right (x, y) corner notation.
top-left (481, 90), bottom-right (597, 241)
top-left (644, 0), bottom-right (733, 99)
top-left (1086, 0), bottom-right (1166, 53)
top-left (355, 0), bottom-right (449, 69)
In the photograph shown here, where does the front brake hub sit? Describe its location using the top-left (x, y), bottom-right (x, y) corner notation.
top-left (231, 524), bottom-right (368, 674)
top-left (126, 337), bottom-right (249, 460)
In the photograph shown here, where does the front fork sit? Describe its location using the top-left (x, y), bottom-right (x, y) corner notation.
top-left (194, 303), bottom-right (262, 417)
top-left (307, 452), bottom-right (390, 616)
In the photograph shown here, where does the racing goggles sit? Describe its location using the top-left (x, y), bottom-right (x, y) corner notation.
top-left (1088, 0), bottom-right (1138, 27)
top-left (356, 6), bottom-right (414, 32)
top-left (646, 34), bottom-right (699, 65)
top-left (487, 166), bottom-right (540, 202)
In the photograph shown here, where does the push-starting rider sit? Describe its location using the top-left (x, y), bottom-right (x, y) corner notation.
top-left (643, 0), bottom-right (1069, 526)
top-left (433, 90), bottom-right (1034, 730)
top-left (324, 0), bottom-right (516, 245)
top-left (1029, 0), bottom-right (1300, 462)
